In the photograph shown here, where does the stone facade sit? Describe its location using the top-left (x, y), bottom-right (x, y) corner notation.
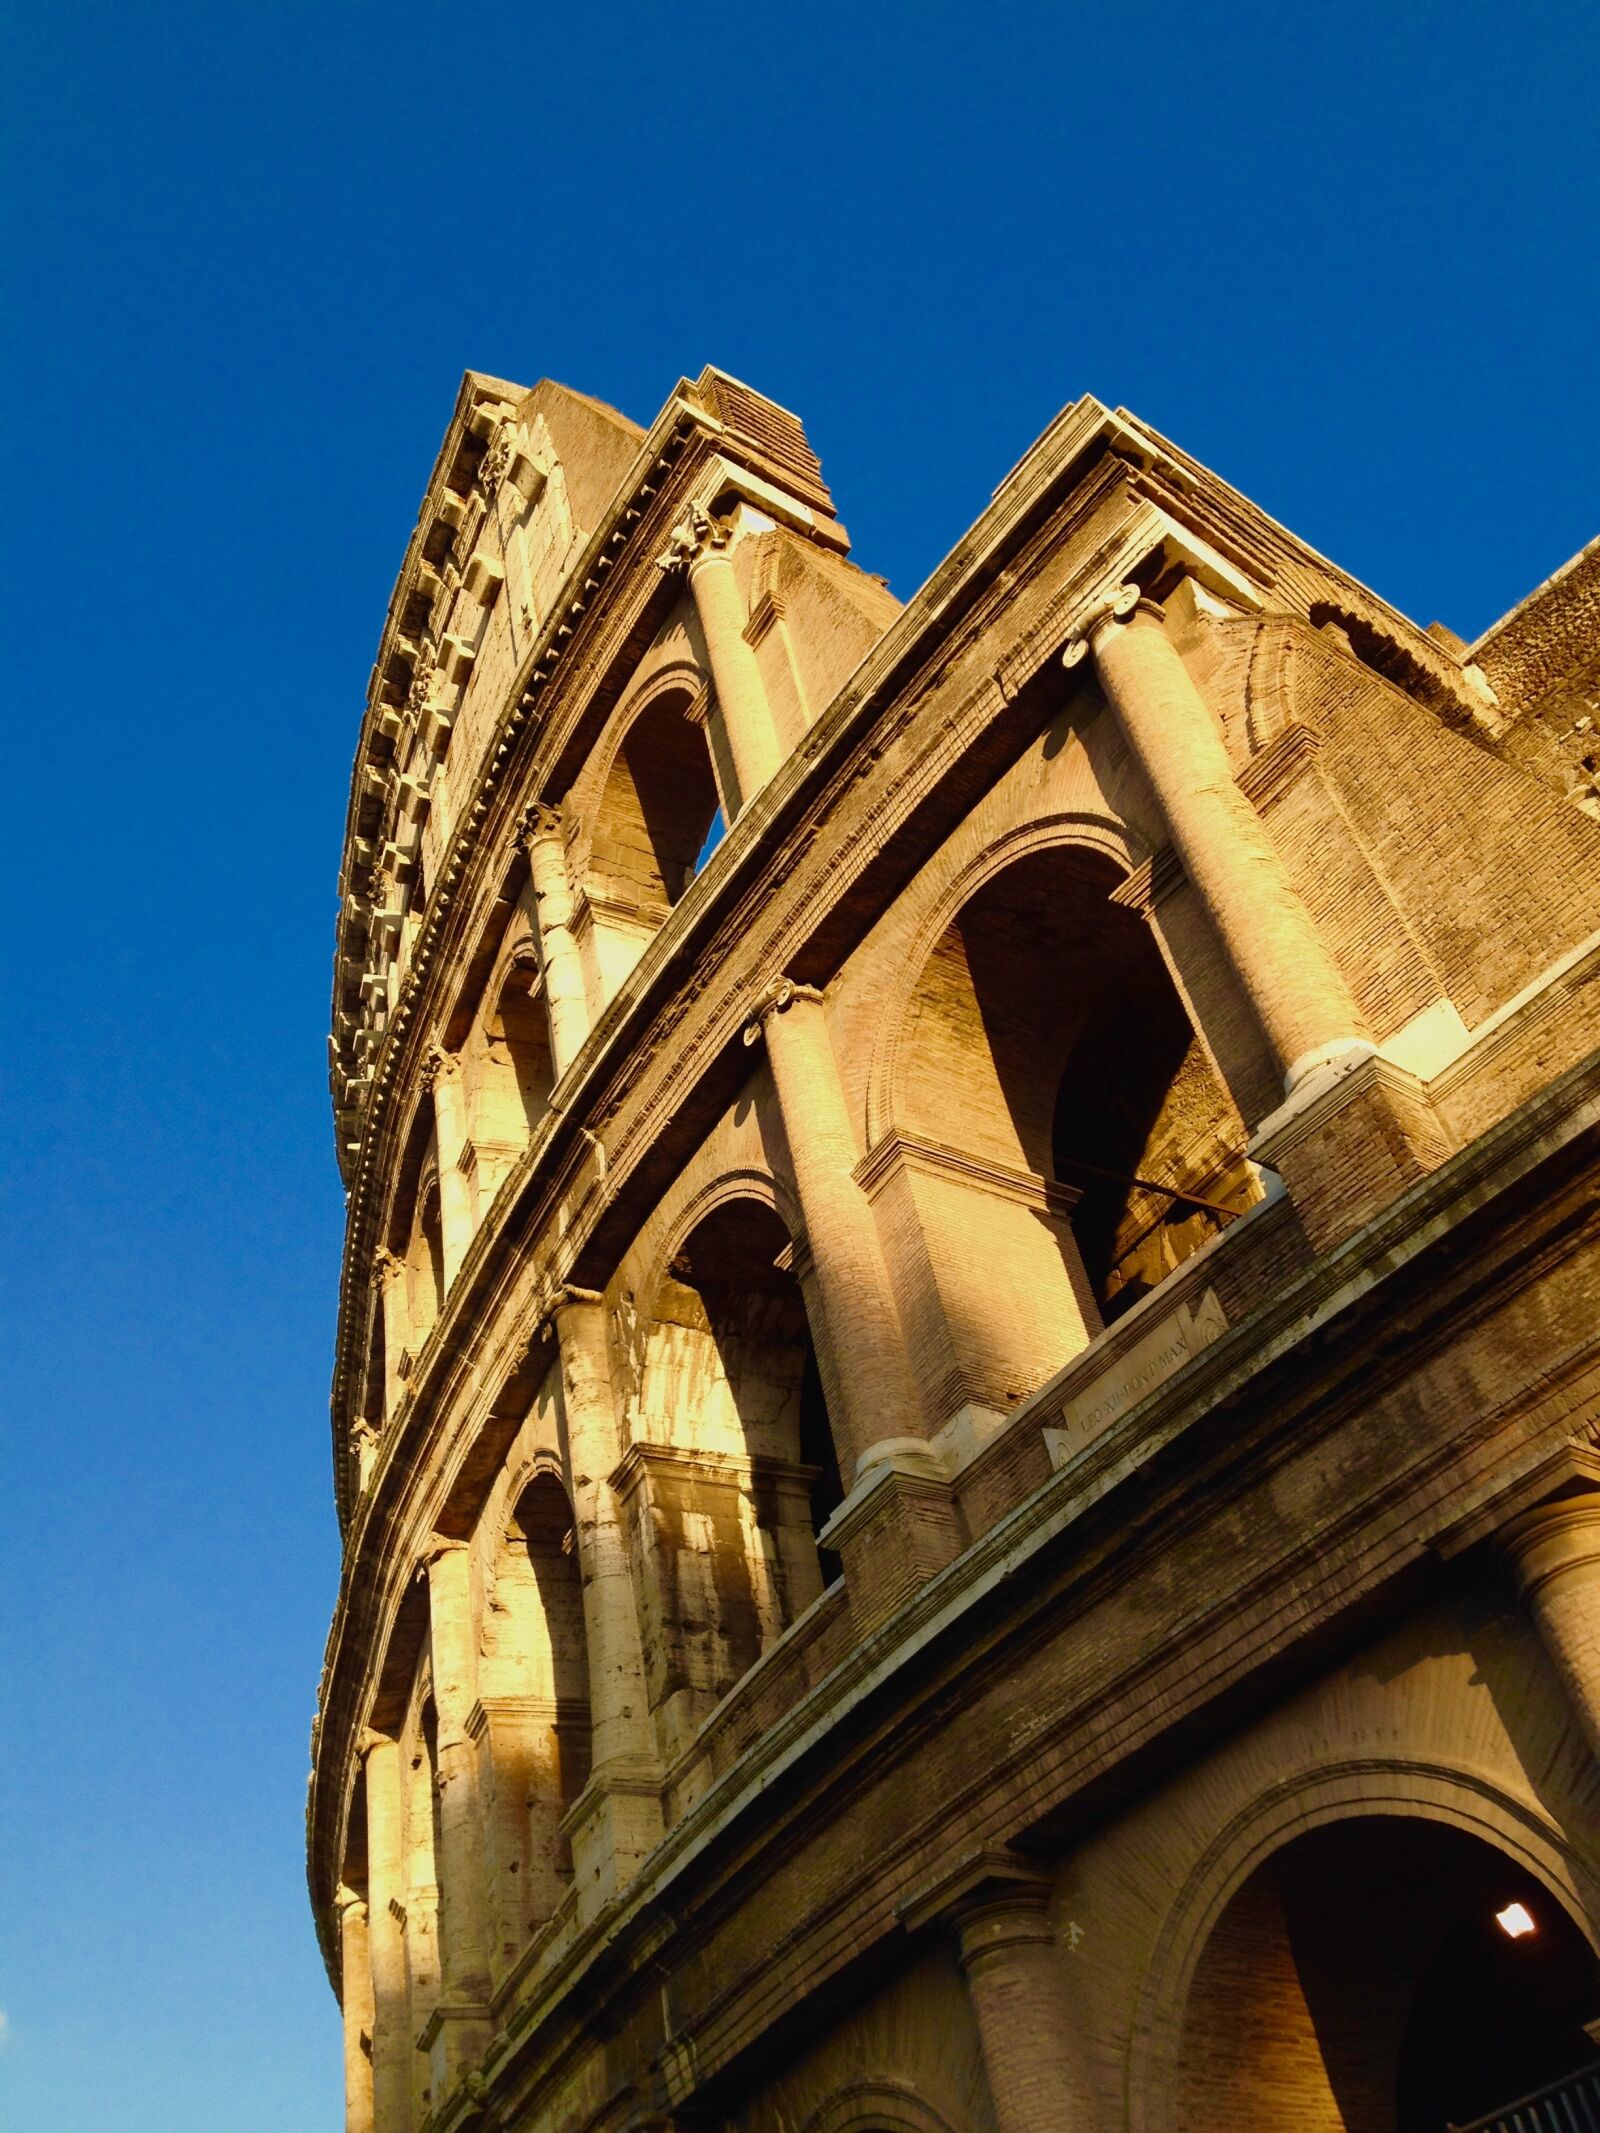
top-left (312, 365), bottom-right (1600, 2133)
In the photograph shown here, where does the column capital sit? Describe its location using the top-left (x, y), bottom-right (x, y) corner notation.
top-left (544, 1280), bottom-right (605, 1328)
top-left (419, 1041), bottom-right (458, 1092)
top-left (420, 1533), bottom-right (470, 1571)
top-left (515, 798), bottom-right (564, 849)
top-left (370, 1245), bottom-right (405, 1289)
top-left (656, 502), bottom-right (734, 576)
top-left (334, 1883), bottom-right (368, 1920)
top-left (1501, 1490), bottom-right (1600, 1600)
top-left (1436, 1444), bottom-right (1600, 1559)
top-left (1060, 580), bottom-right (1145, 667)
top-left (742, 977), bottom-right (825, 1046)
top-left (357, 1726), bottom-right (397, 1762)
top-left (899, 1846), bottom-right (1055, 1938)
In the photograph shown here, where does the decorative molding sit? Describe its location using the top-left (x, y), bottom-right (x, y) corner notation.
top-left (681, 677), bottom-right (713, 730)
top-left (742, 590), bottom-right (786, 648)
top-left (478, 428), bottom-right (513, 498)
top-left (1109, 841), bottom-right (1184, 914)
top-left (741, 977), bottom-right (823, 1047)
top-left (466, 1695), bottom-right (591, 1744)
top-left (1236, 719), bottom-right (1324, 810)
top-left (609, 1440), bottom-right (821, 1501)
top-left (655, 502), bottom-right (735, 576)
top-left (853, 1132), bottom-right (1080, 1217)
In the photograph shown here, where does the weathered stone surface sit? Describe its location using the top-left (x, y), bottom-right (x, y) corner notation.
top-left (312, 365), bottom-right (1600, 2133)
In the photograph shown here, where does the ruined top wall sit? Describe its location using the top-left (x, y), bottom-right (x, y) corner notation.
top-left (1474, 535), bottom-right (1600, 818)
top-left (327, 360), bottom-right (897, 1290)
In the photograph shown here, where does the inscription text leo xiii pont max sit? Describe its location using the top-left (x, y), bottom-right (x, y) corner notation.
top-left (1043, 1289), bottom-right (1228, 1465)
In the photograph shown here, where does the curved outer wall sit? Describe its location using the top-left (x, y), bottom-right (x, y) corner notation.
top-left (313, 363), bottom-right (1600, 2133)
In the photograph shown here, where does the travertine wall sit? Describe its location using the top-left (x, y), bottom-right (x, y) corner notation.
top-left (312, 367), bottom-right (1600, 2133)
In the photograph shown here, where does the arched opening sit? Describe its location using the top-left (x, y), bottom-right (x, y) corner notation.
top-left (672, 1199), bottom-right (846, 1566)
top-left (893, 846), bottom-right (1257, 1423)
top-left (477, 1472), bottom-right (592, 1951)
top-left (456, 947), bottom-right (557, 1225)
top-left (379, 1104), bottom-right (446, 1390)
top-left (489, 961), bottom-right (557, 1130)
top-left (1177, 1815), bottom-right (1600, 2132)
top-left (413, 1171), bottom-right (445, 1324)
top-left (628, 1197), bottom-right (845, 1753)
top-left (1044, 866), bottom-right (1256, 1322)
top-left (589, 693), bottom-right (724, 916)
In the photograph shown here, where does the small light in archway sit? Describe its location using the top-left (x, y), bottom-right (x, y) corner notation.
top-left (1495, 1901), bottom-right (1536, 1938)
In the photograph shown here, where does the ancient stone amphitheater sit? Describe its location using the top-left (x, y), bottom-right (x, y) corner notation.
top-left (311, 366), bottom-right (1600, 2133)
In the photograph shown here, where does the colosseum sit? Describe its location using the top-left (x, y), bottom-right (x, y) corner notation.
top-left (310, 365), bottom-right (1600, 2133)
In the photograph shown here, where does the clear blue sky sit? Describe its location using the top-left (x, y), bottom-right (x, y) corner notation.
top-left (2, 4), bottom-right (1595, 2127)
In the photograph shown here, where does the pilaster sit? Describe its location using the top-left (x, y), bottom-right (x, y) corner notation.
top-left (422, 1539), bottom-right (494, 2086)
top-left (360, 1733), bottom-right (412, 2133)
top-left (424, 1050), bottom-right (475, 1289)
top-left (336, 1886), bottom-right (375, 2133)
top-left (549, 1289), bottom-right (665, 1918)
top-left (747, 980), bottom-right (959, 1636)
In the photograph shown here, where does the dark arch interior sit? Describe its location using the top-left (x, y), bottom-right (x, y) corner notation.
top-left (591, 696), bottom-right (722, 912)
top-left (672, 1198), bottom-right (846, 1578)
top-left (1178, 1814), bottom-right (1600, 2133)
top-left (509, 1472), bottom-right (590, 1719)
top-left (417, 1175), bottom-right (445, 1315)
top-left (904, 847), bottom-right (1255, 1325)
top-left (490, 960), bottom-right (557, 1129)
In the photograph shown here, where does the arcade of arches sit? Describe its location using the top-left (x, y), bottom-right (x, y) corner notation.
top-left (316, 366), bottom-right (1600, 2133)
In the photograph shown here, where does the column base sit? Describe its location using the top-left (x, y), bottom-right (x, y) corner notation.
top-left (1250, 1049), bottom-right (1448, 1251)
top-left (419, 1998), bottom-right (494, 2105)
top-left (819, 1443), bottom-right (961, 1636)
top-left (561, 1759), bottom-right (664, 1924)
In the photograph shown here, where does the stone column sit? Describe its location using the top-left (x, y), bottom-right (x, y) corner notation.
top-left (425, 1052), bottom-right (474, 1291)
top-left (1503, 1492), bottom-right (1600, 1762)
top-left (659, 505), bottom-right (782, 812)
top-left (361, 1734), bottom-right (412, 2133)
top-left (903, 1853), bottom-right (1097, 2133)
top-left (421, 1540), bottom-right (494, 2082)
top-left (336, 1886), bottom-right (375, 2133)
top-left (746, 982), bottom-right (923, 1477)
top-left (549, 1289), bottom-right (663, 1911)
top-left (518, 803), bottom-right (591, 1077)
top-left (375, 1250), bottom-right (409, 1416)
top-left (747, 982), bottom-right (951, 1634)
top-left (1076, 591), bottom-right (1367, 1094)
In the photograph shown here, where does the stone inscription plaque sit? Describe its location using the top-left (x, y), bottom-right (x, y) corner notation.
top-left (1043, 1287), bottom-right (1227, 1468)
